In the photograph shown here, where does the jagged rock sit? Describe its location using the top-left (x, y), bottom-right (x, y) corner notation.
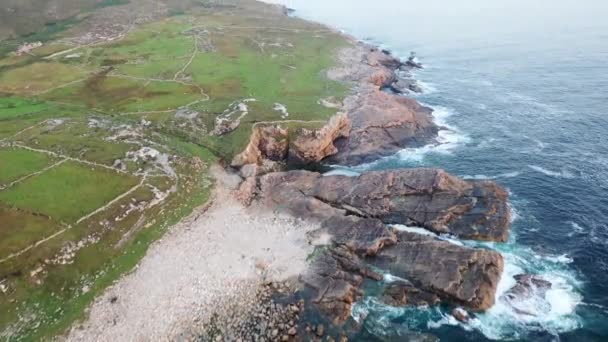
top-left (288, 112), bottom-right (351, 167)
top-left (260, 168), bottom-right (510, 242)
top-left (301, 246), bottom-right (382, 325)
top-left (367, 48), bottom-right (403, 70)
top-left (381, 281), bottom-right (441, 307)
top-left (212, 117), bottom-right (241, 136)
top-left (371, 231), bottom-right (504, 310)
top-left (239, 163), bottom-right (259, 178)
top-left (236, 177), bottom-right (257, 206)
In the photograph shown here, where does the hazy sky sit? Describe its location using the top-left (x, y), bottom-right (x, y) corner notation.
top-left (262, 0), bottom-right (608, 55)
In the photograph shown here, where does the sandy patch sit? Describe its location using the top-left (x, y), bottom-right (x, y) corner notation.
top-left (64, 170), bottom-right (316, 341)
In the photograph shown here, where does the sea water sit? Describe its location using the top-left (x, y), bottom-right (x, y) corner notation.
top-left (265, 0), bottom-right (608, 340)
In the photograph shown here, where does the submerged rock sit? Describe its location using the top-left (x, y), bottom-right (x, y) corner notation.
top-left (502, 274), bottom-right (553, 317)
top-left (451, 307), bottom-right (471, 323)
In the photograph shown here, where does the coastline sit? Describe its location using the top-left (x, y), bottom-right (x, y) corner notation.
top-left (64, 167), bottom-right (318, 341)
top-left (61, 6), bottom-right (504, 341)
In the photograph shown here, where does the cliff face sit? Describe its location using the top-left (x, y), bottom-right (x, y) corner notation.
top-left (288, 113), bottom-right (351, 167)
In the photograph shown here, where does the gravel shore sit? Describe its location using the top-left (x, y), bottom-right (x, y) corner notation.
top-left (64, 173), bottom-right (317, 341)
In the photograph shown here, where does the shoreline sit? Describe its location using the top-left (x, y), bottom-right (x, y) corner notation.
top-left (64, 167), bottom-right (318, 341)
top-left (62, 2), bottom-right (510, 341)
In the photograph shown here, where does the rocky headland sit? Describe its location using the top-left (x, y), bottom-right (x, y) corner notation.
top-left (225, 34), bottom-right (517, 337)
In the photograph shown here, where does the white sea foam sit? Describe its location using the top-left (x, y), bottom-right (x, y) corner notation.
top-left (322, 168), bottom-right (360, 177)
top-left (509, 203), bottom-right (520, 223)
top-left (535, 253), bottom-right (574, 264)
top-left (389, 106), bottom-right (470, 164)
top-left (528, 165), bottom-right (575, 179)
top-left (416, 80), bottom-right (437, 94)
top-left (569, 221), bottom-right (586, 233)
top-left (462, 171), bottom-right (521, 180)
top-left (391, 224), bottom-right (437, 237)
top-left (464, 245), bottom-right (582, 340)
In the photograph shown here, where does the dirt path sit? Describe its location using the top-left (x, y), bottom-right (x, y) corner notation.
top-left (64, 171), bottom-right (317, 341)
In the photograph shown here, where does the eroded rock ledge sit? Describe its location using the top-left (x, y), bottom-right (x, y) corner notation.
top-left (252, 168), bottom-right (509, 324)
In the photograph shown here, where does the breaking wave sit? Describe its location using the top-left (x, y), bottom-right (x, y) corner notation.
top-left (528, 165), bottom-right (576, 179)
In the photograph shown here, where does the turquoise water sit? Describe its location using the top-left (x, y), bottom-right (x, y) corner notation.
top-left (266, 1), bottom-right (608, 340)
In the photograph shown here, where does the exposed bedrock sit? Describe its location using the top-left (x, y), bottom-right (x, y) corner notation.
top-left (260, 168), bottom-right (511, 242)
top-left (231, 113), bottom-right (351, 169)
top-left (231, 46), bottom-right (441, 170)
top-left (326, 88), bottom-right (438, 166)
top-left (325, 46), bottom-right (440, 166)
top-left (257, 168), bottom-right (510, 322)
top-left (371, 231), bottom-right (504, 311)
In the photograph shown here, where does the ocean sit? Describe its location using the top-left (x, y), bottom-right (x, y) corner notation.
top-left (265, 0), bottom-right (608, 340)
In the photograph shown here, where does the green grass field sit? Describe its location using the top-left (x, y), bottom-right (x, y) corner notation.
top-left (0, 0), bottom-right (352, 340)
top-left (0, 148), bottom-right (54, 185)
top-left (0, 161), bottom-right (139, 223)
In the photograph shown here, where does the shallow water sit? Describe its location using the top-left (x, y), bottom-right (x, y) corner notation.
top-left (267, 1), bottom-right (608, 340)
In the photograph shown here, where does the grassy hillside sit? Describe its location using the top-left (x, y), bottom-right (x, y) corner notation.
top-left (0, 0), bottom-right (350, 340)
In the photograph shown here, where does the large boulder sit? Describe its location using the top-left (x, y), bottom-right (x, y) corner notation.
top-left (371, 231), bottom-right (504, 310)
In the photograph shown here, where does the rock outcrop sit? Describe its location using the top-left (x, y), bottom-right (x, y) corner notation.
top-left (381, 281), bottom-right (441, 307)
top-left (257, 168), bottom-right (510, 322)
top-left (371, 231), bottom-right (504, 310)
top-left (260, 168), bottom-right (511, 242)
top-left (301, 246), bottom-right (382, 324)
top-left (325, 46), bottom-right (439, 166)
top-left (231, 113), bottom-right (351, 169)
top-left (232, 125), bottom-right (289, 167)
top-left (288, 112), bottom-right (351, 167)
top-left (327, 88), bottom-right (438, 166)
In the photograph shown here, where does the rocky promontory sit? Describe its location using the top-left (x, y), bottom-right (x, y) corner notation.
top-left (249, 168), bottom-right (510, 324)
top-left (232, 45), bottom-right (440, 169)
top-left (325, 47), bottom-right (439, 165)
top-left (227, 34), bottom-right (511, 335)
